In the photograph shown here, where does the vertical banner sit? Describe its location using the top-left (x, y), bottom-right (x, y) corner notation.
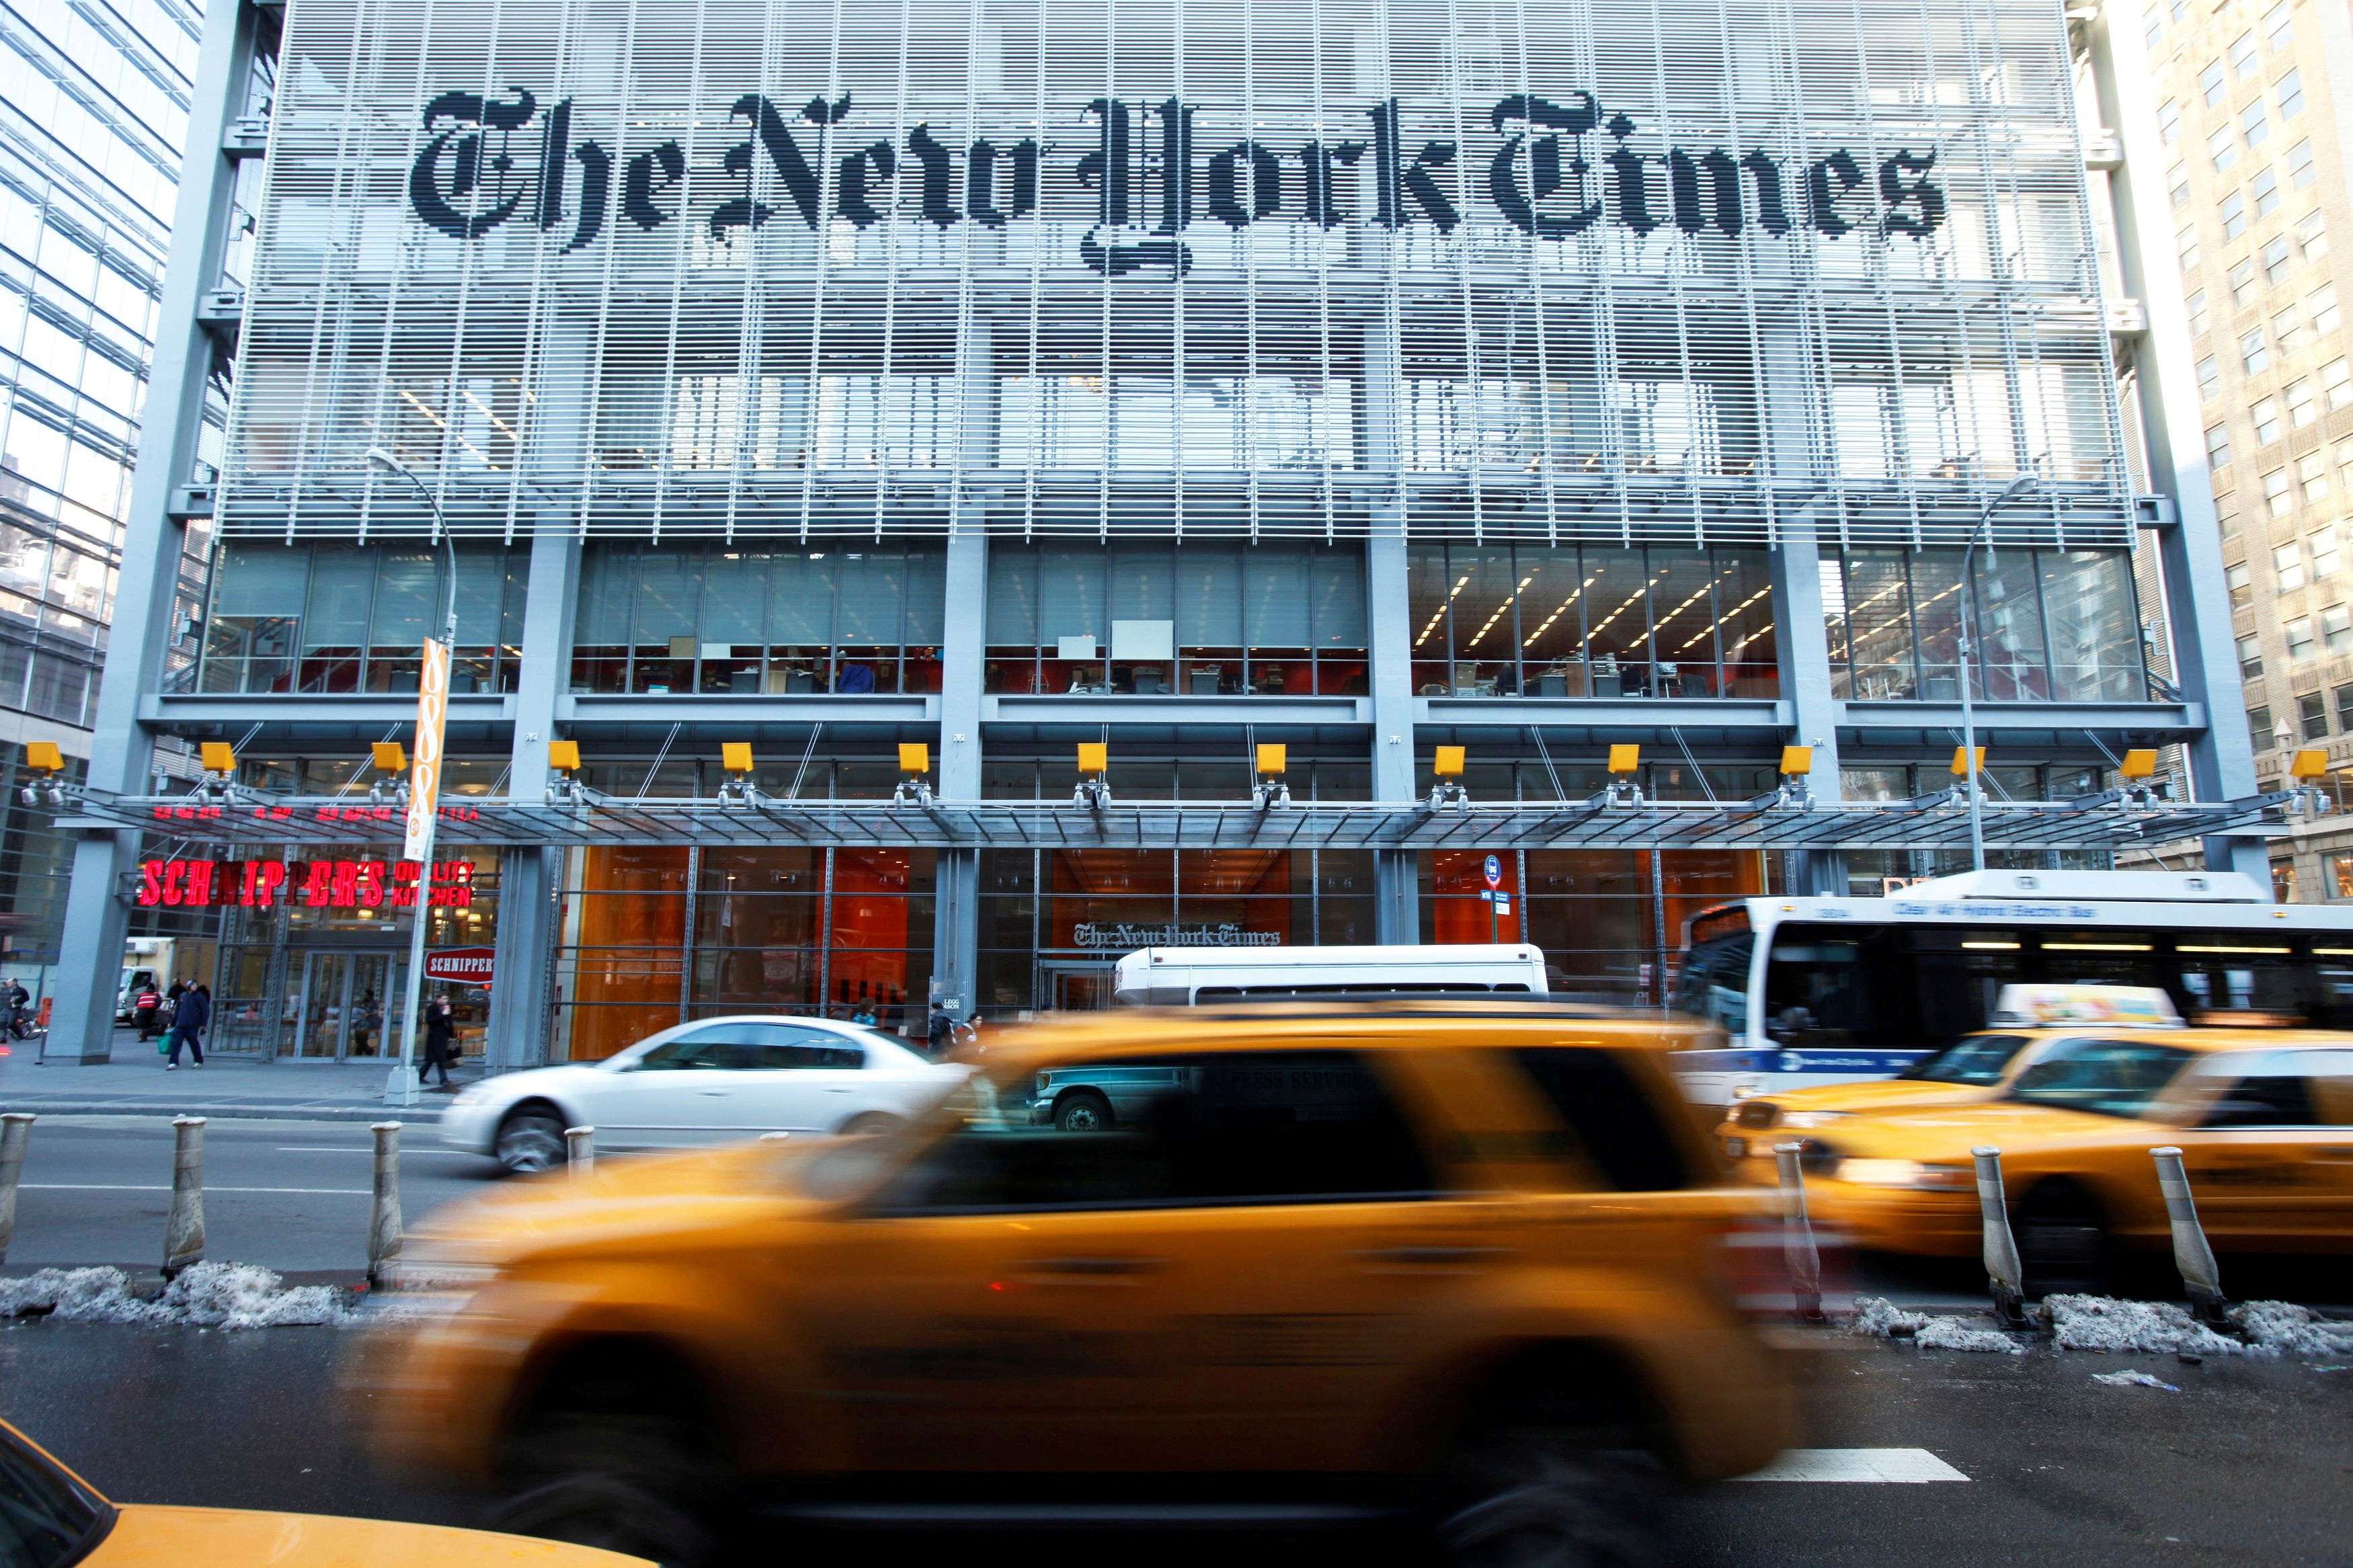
top-left (403, 638), bottom-right (450, 864)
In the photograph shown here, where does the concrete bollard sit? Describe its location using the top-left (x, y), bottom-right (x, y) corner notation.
top-left (0, 1112), bottom-right (32, 1265)
top-left (367, 1121), bottom-right (403, 1287)
top-left (565, 1125), bottom-right (594, 1179)
top-left (163, 1116), bottom-right (206, 1278)
top-left (2150, 1147), bottom-right (2227, 1325)
top-left (1972, 1146), bottom-right (2028, 1327)
top-left (1771, 1141), bottom-right (1825, 1321)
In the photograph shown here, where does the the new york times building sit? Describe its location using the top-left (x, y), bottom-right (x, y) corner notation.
top-left (46, 0), bottom-right (2250, 1063)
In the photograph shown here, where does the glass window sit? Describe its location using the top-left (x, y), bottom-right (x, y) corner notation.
top-left (2289, 378), bottom-right (2318, 427)
top-left (2301, 456), bottom-right (2329, 503)
top-left (2221, 190), bottom-right (2248, 239)
top-left (2230, 257), bottom-right (2258, 305)
top-left (202, 542), bottom-right (525, 696)
top-left (2278, 67), bottom-right (2305, 118)
top-left (2232, 28), bottom-right (2258, 73)
top-left (2198, 356), bottom-right (2223, 401)
top-left (2245, 98), bottom-right (2271, 147)
top-left (2303, 690), bottom-right (2331, 738)
top-left (2325, 358), bottom-right (2352, 411)
top-left (2274, 861), bottom-right (2300, 901)
top-left (2160, 98), bottom-right (2184, 142)
top-left (2321, 527), bottom-right (2346, 578)
top-left (2249, 703), bottom-right (2274, 752)
top-left (2287, 615), bottom-right (2317, 662)
top-left (2326, 603), bottom-right (2352, 654)
top-left (2229, 561), bottom-right (2254, 610)
top-left (2276, 539), bottom-right (2305, 587)
top-left (2266, 234), bottom-right (2296, 282)
top-left (2243, 327), bottom-right (2272, 374)
top-left (2040, 552), bottom-right (2145, 701)
top-left (1510, 1048), bottom-right (1690, 1190)
top-left (0, 1425), bottom-right (106, 1568)
top-left (2145, 6), bottom-right (2164, 48)
top-left (2210, 122), bottom-right (2239, 172)
top-left (1898, 1034), bottom-right (2032, 1085)
top-left (2206, 423), bottom-right (2233, 468)
top-left (2253, 165), bottom-right (2281, 217)
top-left (2169, 161), bottom-right (2192, 209)
top-left (2266, 1), bottom-right (2294, 50)
top-left (2255, 399), bottom-right (2281, 444)
top-left (2239, 632), bottom-right (2265, 677)
top-left (2311, 282), bottom-right (2340, 334)
top-left (2338, 685), bottom-right (2353, 733)
top-left (871, 1050), bottom-right (1437, 1212)
top-left (2010, 1038), bottom-right (2195, 1118)
top-left (2200, 59), bottom-right (2226, 104)
top-left (2277, 302), bottom-right (2305, 353)
top-left (2289, 138), bottom-right (2318, 189)
top-left (2188, 288), bottom-right (2210, 335)
top-left (2297, 210), bottom-right (2327, 259)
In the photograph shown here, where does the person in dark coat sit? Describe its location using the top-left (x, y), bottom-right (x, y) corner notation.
top-left (926, 1003), bottom-right (955, 1059)
top-left (165, 983), bottom-right (209, 1069)
top-left (420, 997), bottom-right (457, 1089)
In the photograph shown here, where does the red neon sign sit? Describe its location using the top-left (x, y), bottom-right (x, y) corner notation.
top-left (135, 858), bottom-right (477, 910)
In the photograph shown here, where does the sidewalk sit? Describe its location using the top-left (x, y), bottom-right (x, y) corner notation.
top-left (0, 1030), bottom-right (469, 1121)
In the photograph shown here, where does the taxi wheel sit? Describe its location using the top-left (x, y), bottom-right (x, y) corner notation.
top-left (2016, 1182), bottom-right (2112, 1298)
top-left (1437, 1430), bottom-right (1665, 1568)
top-left (1054, 1090), bottom-right (1112, 1132)
top-left (838, 1112), bottom-right (900, 1137)
top-left (495, 1104), bottom-right (569, 1176)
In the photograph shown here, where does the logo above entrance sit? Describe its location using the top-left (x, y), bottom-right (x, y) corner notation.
top-left (1072, 922), bottom-right (1282, 950)
top-left (424, 947), bottom-right (496, 989)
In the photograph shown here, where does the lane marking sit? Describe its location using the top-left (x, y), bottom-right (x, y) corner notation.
top-left (23, 1184), bottom-right (372, 1196)
top-left (1734, 1449), bottom-right (1969, 1483)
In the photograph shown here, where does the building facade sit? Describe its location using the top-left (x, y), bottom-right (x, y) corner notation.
top-left (2142, 0), bottom-right (2353, 901)
top-left (0, 0), bottom-right (237, 999)
top-left (44, 0), bottom-right (2263, 1066)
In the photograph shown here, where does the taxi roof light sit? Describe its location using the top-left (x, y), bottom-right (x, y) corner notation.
top-left (1987, 983), bottom-right (2183, 1028)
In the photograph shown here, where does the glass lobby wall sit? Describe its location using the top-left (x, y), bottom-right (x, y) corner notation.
top-left (553, 845), bottom-right (935, 1059)
top-left (571, 542), bottom-right (947, 696)
top-left (1826, 546), bottom-right (2146, 701)
top-left (975, 848), bottom-right (1378, 1016)
top-left (200, 542), bottom-right (528, 695)
top-left (1406, 543), bottom-right (1778, 699)
top-left (984, 541), bottom-right (1368, 696)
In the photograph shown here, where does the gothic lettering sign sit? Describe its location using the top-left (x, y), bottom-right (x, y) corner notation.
top-left (135, 858), bottom-right (479, 911)
top-left (1072, 922), bottom-right (1283, 949)
top-left (407, 88), bottom-right (1944, 276)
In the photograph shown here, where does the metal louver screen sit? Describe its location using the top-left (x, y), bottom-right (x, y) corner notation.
top-left (223, 0), bottom-right (2128, 548)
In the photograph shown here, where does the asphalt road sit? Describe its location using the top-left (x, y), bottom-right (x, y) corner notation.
top-left (0, 1320), bottom-right (2347, 1567)
top-left (1, 1115), bottom-right (497, 1276)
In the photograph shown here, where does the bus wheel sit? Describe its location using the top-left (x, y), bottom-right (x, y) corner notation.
top-left (2017, 1181), bottom-right (2111, 1298)
top-left (1054, 1091), bottom-right (1111, 1132)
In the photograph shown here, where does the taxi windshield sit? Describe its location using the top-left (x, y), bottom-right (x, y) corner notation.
top-left (1895, 1033), bottom-right (2030, 1085)
top-left (2006, 1038), bottom-right (2196, 1118)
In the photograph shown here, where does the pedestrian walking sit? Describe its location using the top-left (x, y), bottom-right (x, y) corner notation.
top-left (164, 983), bottom-right (208, 1070)
top-left (926, 1002), bottom-right (954, 1059)
top-left (1, 979), bottom-right (25, 1041)
top-left (420, 997), bottom-right (456, 1089)
top-left (132, 983), bottom-right (162, 1044)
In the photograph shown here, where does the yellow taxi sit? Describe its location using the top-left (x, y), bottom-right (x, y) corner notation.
top-left (1730, 1021), bottom-right (2353, 1292)
top-left (0, 1416), bottom-right (644, 1567)
top-left (1713, 985), bottom-right (2186, 1159)
top-left (351, 1003), bottom-right (1798, 1567)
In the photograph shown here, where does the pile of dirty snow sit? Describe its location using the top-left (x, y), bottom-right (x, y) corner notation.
top-left (2043, 1294), bottom-right (2249, 1356)
top-left (2230, 1301), bottom-right (2353, 1359)
top-left (0, 1264), bottom-right (348, 1328)
top-left (1847, 1296), bottom-right (2025, 1354)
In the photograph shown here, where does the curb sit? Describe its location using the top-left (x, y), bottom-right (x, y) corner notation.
top-left (0, 1102), bottom-right (446, 1124)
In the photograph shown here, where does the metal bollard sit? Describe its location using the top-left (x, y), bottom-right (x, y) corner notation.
top-left (1771, 1141), bottom-right (1825, 1321)
top-left (1972, 1146), bottom-right (2028, 1328)
top-left (367, 1121), bottom-right (403, 1287)
top-left (0, 1112), bottom-right (32, 1265)
top-left (565, 1125), bottom-right (594, 1179)
top-left (163, 1115), bottom-right (206, 1278)
top-left (2150, 1147), bottom-right (2227, 1325)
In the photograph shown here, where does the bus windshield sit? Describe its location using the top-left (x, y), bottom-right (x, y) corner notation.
top-left (1895, 1033), bottom-right (2031, 1085)
top-left (2007, 1038), bottom-right (2196, 1118)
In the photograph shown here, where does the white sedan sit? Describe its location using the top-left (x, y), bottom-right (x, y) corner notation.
top-left (442, 1016), bottom-right (969, 1173)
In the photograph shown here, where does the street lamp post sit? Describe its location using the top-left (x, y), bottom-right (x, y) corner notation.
top-left (1957, 473), bottom-right (2036, 873)
top-left (364, 448), bottom-right (458, 1108)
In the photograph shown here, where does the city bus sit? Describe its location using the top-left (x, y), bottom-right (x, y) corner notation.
top-left (1112, 944), bottom-right (1550, 1005)
top-left (1671, 868), bottom-right (2353, 1106)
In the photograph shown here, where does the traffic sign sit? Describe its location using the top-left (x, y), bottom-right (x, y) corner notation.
top-left (1482, 854), bottom-right (1503, 889)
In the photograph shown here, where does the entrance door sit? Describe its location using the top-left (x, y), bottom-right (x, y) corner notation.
top-left (1040, 962), bottom-right (1117, 1012)
top-left (292, 952), bottom-right (407, 1061)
